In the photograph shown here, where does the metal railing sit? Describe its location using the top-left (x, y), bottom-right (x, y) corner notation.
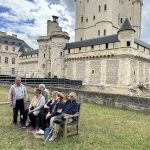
top-left (0, 74), bottom-right (83, 88)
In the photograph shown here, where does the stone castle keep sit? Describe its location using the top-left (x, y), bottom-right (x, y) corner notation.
top-left (1, 0), bottom-right (150, 89)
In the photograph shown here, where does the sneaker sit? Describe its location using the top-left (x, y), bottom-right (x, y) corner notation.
top-left (49, 136), bottom-right (55, 142)
top-left (36, 129), bottom-right (44, 135)
top-left (18, 124), bottom-right (26, 129)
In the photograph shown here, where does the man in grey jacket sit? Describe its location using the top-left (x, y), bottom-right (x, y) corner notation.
top-left (8, 76), bottom-right (27, 125)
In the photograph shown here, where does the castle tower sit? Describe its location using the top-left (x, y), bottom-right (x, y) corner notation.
top-left (37, 16), bottom-right (70, 78)
top-left (75, 0), bottom-right (143, 41)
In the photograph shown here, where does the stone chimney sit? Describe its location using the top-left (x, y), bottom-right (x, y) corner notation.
top-left (12, 34), bottom-right (17, 38)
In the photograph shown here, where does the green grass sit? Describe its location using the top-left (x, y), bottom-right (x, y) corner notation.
top-left (0, 85), bottom-right (150, 150)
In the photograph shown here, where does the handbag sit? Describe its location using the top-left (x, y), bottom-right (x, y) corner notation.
top-left (53, 114), bottom-right (65, 124)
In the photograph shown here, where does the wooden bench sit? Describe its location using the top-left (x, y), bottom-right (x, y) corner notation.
top-left (62, 103), bottom-right (81, 138)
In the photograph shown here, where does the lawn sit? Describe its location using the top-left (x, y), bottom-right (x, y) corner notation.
top-left (0, 85), bottom-right (150, 150)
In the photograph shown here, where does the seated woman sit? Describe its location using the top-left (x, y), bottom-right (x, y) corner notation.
top-left (19, 88), bottom-right (45, 131)
top-left (36, 92), bottom-right (64, 135)
top-left (49, 92), bottom-right (78, 142)
top-left (36, 91), bottom-right (58, 134)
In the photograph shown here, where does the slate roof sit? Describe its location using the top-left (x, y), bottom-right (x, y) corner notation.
top-left (20, 49), bottom-right (39, 57)
top-left (118, 18), bottom-right (135, 32)
top-left (135, 39), bottom-right (150, 50)
top-left (0, 35), bottom-right (31, 48)
top-left (64, 34), bottom-right (119, 50)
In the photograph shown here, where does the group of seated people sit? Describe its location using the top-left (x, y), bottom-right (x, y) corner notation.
top-left (19, 85), bottom-right (79, 142)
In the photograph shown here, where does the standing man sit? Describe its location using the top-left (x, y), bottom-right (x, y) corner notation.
top-left (8, 76), bottom-right (27, 125)
top-left (39, 84), bottom-right (49, 103)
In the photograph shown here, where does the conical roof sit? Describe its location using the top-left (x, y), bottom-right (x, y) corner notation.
top-left (118, 18), bottom-right (135, 32)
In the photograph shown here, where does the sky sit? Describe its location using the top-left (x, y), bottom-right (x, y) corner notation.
top-left (0, 0), bottom-right (150, 49)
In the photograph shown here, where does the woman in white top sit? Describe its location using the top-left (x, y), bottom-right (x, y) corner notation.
top-left (20, 88), bottom-right (45, 131)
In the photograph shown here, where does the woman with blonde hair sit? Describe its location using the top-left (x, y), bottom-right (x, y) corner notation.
top-left (19, 88), bottom-right (45, 131)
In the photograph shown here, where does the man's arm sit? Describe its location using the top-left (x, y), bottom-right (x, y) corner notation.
top-left (8, 86), bottom-right (13, 106)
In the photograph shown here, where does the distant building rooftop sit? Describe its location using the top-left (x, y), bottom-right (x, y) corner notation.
top-left (0, 33), bottom-right (31, 48)
top-left (20, 49), bottom-right (39, 57)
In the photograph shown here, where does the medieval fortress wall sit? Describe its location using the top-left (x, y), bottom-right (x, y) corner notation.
top-left (1, 0), bottom-right (150, 90)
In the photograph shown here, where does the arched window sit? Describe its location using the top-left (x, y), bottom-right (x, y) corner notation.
top-left (98, 30), bottom-right (100, 36)
top-left (121, 18), bottom-right (123, 23)
top-left (81, 16), bottom-right (83, 23)
top-left (104, 29), bottom-right (106, 36)
top-left (99, 5), bottom-right (101, 12)
top-left (104, 4), bottom-right (107, 11)
top-left (93, 15), bottom-right (95, 20)
top-left (86, 17), bottom-right (88, 22)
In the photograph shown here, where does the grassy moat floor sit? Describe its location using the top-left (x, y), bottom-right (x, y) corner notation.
top-left (0, 85), bottom-right (150, 150)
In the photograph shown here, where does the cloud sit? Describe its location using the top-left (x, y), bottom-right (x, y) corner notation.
top-left (0, 0), bottom-right (75, 49)
top-left (0, 0), bottom-right (150, 49)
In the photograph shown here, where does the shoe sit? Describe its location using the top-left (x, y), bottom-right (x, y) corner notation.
top-left (18, 124), bottom-right (26, 129)
top-left (49, 136), bottom-right (55, 142)
top-left (36, 129), bottom-right (44, 135)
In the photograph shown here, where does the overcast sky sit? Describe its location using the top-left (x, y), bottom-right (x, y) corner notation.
top-left (0, 0), bottom-right (150, 49)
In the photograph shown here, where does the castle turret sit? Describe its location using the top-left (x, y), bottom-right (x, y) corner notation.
top-left (118, 18), bottom-right (135, 48)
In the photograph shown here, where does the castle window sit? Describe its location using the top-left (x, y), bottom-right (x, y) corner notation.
top-left (98, 30), bottom-right (100, 36)
top-left (99, 5), bottom-right (101, 12)
top-left (104, 29), bottom-right (106, 36)
top-left (93, 15), bottom-right (95, 20)
top-left (130, 17), bottom-right (131, 20)
top-left (137, 44), bottom-right (139, 49)
top-left (5, 46), bottom-right (8, 50)
top-left (121, 18), bottom-right (123, 23)
top-left (44, 53), bottom-right (46, 57)
top-left (11, 68), bottom-right (15, 75)
top-left (127, 41), bottom-right (131, 47)
top-left (79, 47), bottom-right (81, 51)
top-left (12, 47), bottom-right (15, 51)
top-left (104, 4), bottom-right (107, 11)
top-left (92, 70), bottom-right (95, 74)
top-left (42, 64), bottom-right (45, 69)
top-left (68, 49), bottom-right (70, 54)
top-left (87, 0), bottom-right (89, 2)
top-left (106, 43), bottom-right (109, 49)
top-left (81, 16), bottom-right (83, 23)
top-left (5, 57), bottom-right (8, 64)
top-left (5, 40), bottom-right (8, 44)
top-left (91, 45), bottom-right (94, 50)
top-left (60, 52), bottom-right (63, 56)
top-left (12, 58), bottom-right (15, 64)
top-left (12, 42), bottom-right (15, 45)
top-left (80, 38), bottom-right (83, 41)
top-left (86, 17), bottom-right (88, 22)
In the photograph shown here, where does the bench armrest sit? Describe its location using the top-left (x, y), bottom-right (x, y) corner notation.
top-left (63, 113), bottom-right (79, 119)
